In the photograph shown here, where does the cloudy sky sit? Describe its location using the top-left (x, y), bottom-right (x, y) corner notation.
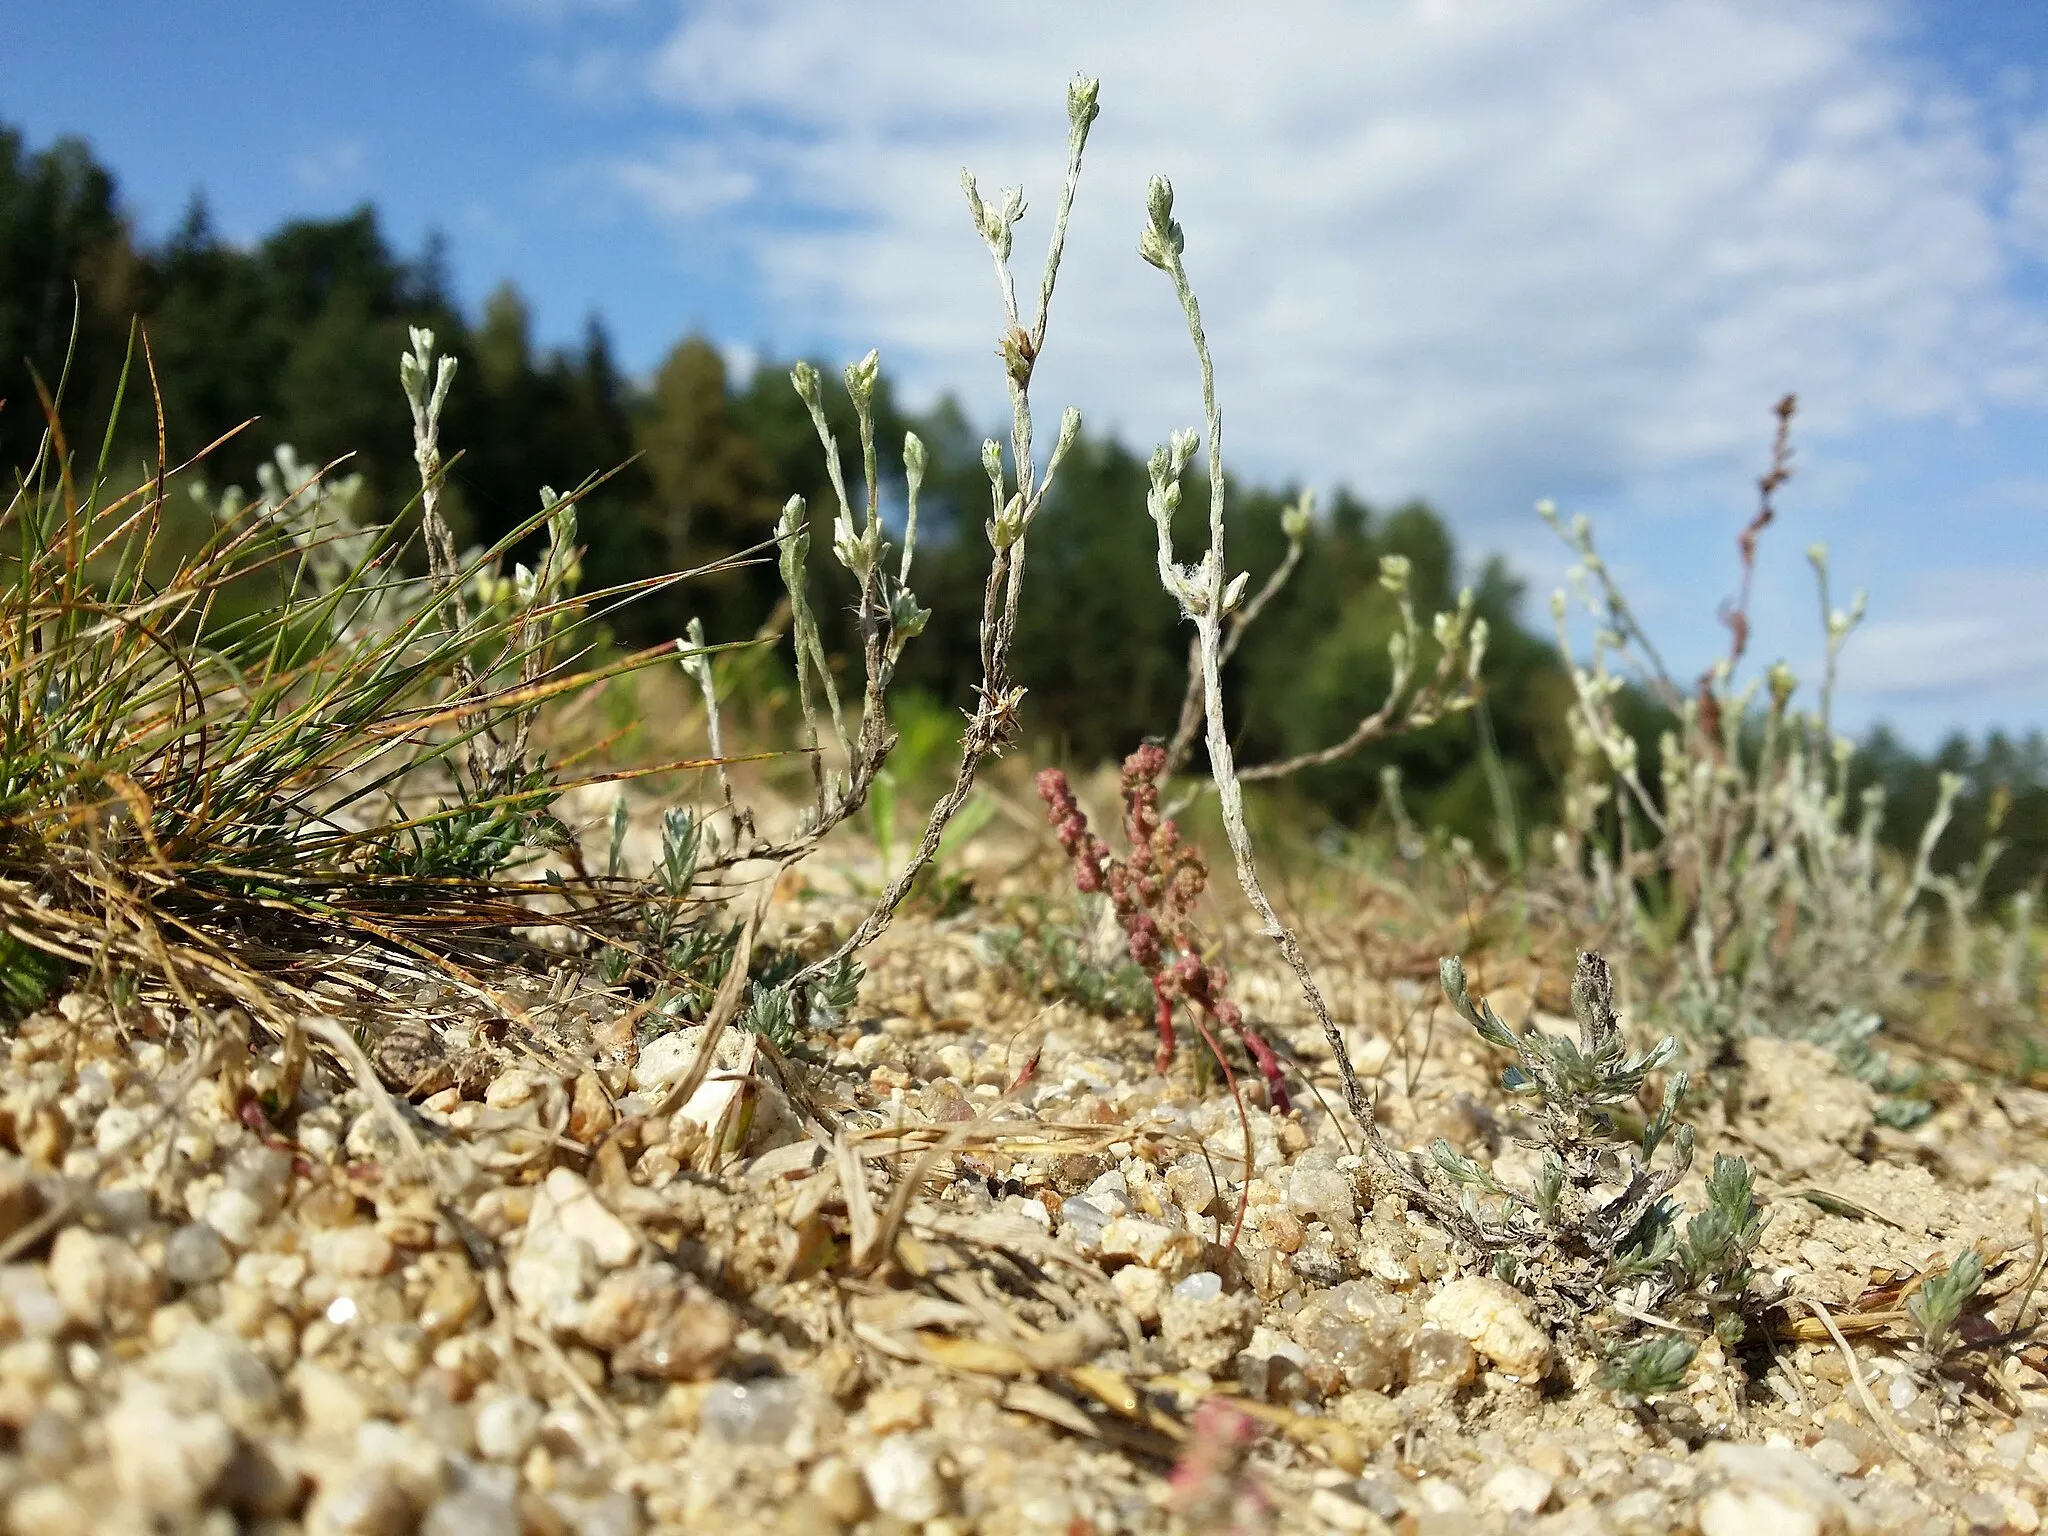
top-left (13, 1), bottom-right (2048, 742)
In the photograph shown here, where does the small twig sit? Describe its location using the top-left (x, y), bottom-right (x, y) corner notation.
top-left (300, 1013), bottom-right (435, 1184)
top-left (1802, 1296), bottom-right (1917, 1465)
top-left (519, 1321), bottom-right (624, 1436)
top-left (648, 879), bottom-right (771, 1125)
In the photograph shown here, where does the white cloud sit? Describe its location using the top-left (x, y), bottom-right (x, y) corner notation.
top-left (1841, 567), bottom-right (2048, 697)
top-left (483, 0), bottom-right (638, 21)
top-left (289, 139), bottom-right (367, 195)
top-left (578, 0), bottom-right (2048, 529)
top-left (610, 140), bottom-right (756, 222)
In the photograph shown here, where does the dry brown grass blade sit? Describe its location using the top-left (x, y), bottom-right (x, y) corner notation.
top-left (831, 1131), bottom-right (881, 1269)
top-left (1800, 1297), bottom-right (1923, 1469)
top-left (647, 875), bottom-right (769, 1126)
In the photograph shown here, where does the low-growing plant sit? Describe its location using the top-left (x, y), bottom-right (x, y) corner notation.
top-left (1038, 743), bottom-right (1291, 1108)
top-left (980, 910), bottom-right (1155, 1020)
top-left (1901, 1246), bottom-right (2002, 1428)
top-left (1908, 1247), bottom-right (1985, 1364)
top-left (1600, 1331), bottom-right (1701, 1405)
top-left (1431, 954), bottom-right (1769, 1392)
top-left (0, 322), bottom-right (695, 1033)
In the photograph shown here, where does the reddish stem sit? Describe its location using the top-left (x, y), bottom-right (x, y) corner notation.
top-left (1153, 982), bottom-right (1177, 1075)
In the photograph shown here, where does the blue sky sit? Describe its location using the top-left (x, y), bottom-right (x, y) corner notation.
top-left (10, 1), bottom-right (2048, 745)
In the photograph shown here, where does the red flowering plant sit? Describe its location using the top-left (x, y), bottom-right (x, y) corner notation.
top-left (1036, 744), bottom-right (1290, 1112)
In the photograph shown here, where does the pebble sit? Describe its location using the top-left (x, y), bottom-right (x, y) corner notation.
top-left (48, 1226), bottom-right (160, 1334)
top-left (227, 1145), bottom-right (295, 1216)
top-left (1286, 1160), bottom-right (1359, 1240)
top-left (0, 1267), bottom-right (67, 1338)
top-left (807, 1457), bottom-right (871, 1523)
top-left (311, 1225), bottom-right (398, 1278)
top-left (485, 1069), bottom-right (544, 1109)
top-left (203, 1186), bottom-right (268, 1249)
top-left (1480, 1465), bottom-right (1555, 1515)
top-left (357, 1417), bottom-right (448, 1503)
top-left (1098, 1216), bottom-right (1202, 1281)
top-left (1805, 1437), bottom-right (1861, 1478)
top-left (164, 1222), bottom-right (233, 1287)
top-left (1695, 1444), bottom-right (1851, 1536)
top-left (1260, 1209), bottom-right (1307, 1254)
top-left (92, 1103), bottom-right (146, 1157)
top-left (148, 1325), bottom-right (282, 1429)
top-left (0, 1336), bottom-right (60, 1399)
top-left (6, 1484), bottom-right (90, 1536)
top-left (1421, 1276), bottom-right (1550, 1378)
top-left (105, 1378), bottom-right (238, 1516)
top-left (295, 1360), bottom-right (374, 1437)
top-left (548, 1490), bottom-right (644, 1536)
top-left (576, 1265), bottom-right (682, 1350)
top-left (1057, 1197), bottom-right (1109, 1253)
top-left (1110, 1264), bottom-right (1168, 1326)
top-left (305, 1463), bottom-right (417, 1536)
top-left (19, 1407), bottom-right (78, 1474)
top-left (508, 1222), bottom-right (599, 1335)
top-left (1697, 1485), bottom-right (1825, 1536)
top-left (1173, 1270), bottom-right (1224, 1302)
top-left (567, 1072), bottom-right (617, 1144)
top-left (1290, 1224), bottom-right (1350, 1286)
top-left (416, 1255), bottom-right (484, 1340)
top-left (863, 1434), bottom-right (950, 1523)
top-left (613, 1289), bottom-right (738, 1381)
top-left (473, 1392), bottom-right (546, 1463)
top-left (699, 1378), bottom-right (803, 1447)
top-left (1165, 1159), bottom-right (1222, 1215)
top-left (1305, 1487), bottom-right (1382, 1532)
top-left (424, 1487), bottom-right (521, 1536)
top-left (1292, 1284), bottom-right (1411, 1395)
top-left (630, 1032), bottom-right (703, 1090)
top-left (1405, 1325), bottom-right (1477, 1388)
top-left (534, 1168), bottom-right (639, 1269)
top-left (1083, 1169), bottom-right (1132, 1216)
top-left (863, 1385), bottom-right (930, 1435)
top-left (1415, 1477), bottom-right (1467, 1512)
top-left (1160, 1287), bottom-right (1259, 1373)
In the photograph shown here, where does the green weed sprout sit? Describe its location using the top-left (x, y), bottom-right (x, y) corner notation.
top-left (1431, 954), bottom-right (1769, 1389)
top-left (1430, 954), bottom-right (1694, 1287)
top-left (1908, 1248), bottom-right (1985, 1362)
top-left (1599, 1333), bottom-right (1699, 1405)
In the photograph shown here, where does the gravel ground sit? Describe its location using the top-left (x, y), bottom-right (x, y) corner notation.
top-left (0, 832), bottom-right (2041, 1536)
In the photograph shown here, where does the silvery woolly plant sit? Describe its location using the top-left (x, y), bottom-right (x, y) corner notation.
top-left (1130, 169), bottom-right (1498, 1242)
top-left (656, 79), bottom-right (1103, 1019)
top-left (1127, 180), bottom-right (1766, 1383)
top-left (793, 78), bottom-right (1102, 970)
top-left (1155, 492), bottom-right (1489, 795)
top-left (1540, 417), bottom-right (1998, 1058)
top-left (401, 326), bottom-right (585, 807)
top-left (1435, 953), bottom-right (1769, 1385)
